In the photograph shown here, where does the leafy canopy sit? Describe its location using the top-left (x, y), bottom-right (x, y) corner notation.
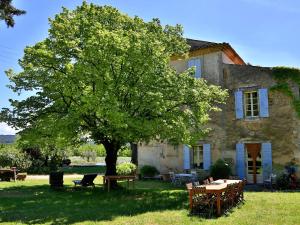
top-left (0, 0), bottom-right (26, 28)
top-left (1, 2), bottom-right (227, 148)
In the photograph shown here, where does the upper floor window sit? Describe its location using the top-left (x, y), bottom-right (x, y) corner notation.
top-left (235, 88), bottom-right (269, 119)
top-left (244, 91), bottom-right (259, 118)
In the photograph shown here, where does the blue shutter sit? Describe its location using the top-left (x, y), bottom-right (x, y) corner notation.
top-left (262, 142), bottom-right (272, 180)
top-left (236, 143), bottom-right (245, 179)
top-left (183, 145), bottom-right (190, 170)
top-left (203, 144), bottom-right (211, 170)
top-left (259, 88), bottom-right (269, 117)
top-left (194, 59), bottom-right (201, 78)
top-left (235, 91), bottom-right (244, 119)
top-left (188, 58), bottom-right (201, 78)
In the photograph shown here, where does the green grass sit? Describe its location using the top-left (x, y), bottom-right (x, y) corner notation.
top-left (61, 166), bottom-right (106, 175)
top-left (1, 178), bottom-right (300, 225)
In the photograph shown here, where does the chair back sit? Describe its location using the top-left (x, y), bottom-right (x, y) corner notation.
top-left (203, 179), bottom-right (209, 185)
top-left (186, 182), bottom-right (193, 190)
top-left (81, 173), bottom-right (97, 186)
top-left (209, 177), bottom-right (214, 183)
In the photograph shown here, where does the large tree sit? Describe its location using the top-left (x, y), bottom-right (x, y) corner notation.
top-left (0, 0), bottom-right (25, 27)
top-left (1, 3), bottom-right (227, 185)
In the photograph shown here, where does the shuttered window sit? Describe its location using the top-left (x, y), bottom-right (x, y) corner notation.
top-left (244, 91), bottom-right (259, 118)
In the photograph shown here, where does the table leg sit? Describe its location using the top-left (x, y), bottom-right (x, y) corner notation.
top-left (108, 179), bottom-right (110, 192)
top-left (216, 193), bottom-right (221, 216)
top-left (127, 179), bottom-right (129, 189)
top-left (189, 189), bottom-right (193, 210)
top-left (133, 179), bottom-right (135, 189)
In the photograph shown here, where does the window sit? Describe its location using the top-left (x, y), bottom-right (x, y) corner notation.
top-left (192, 145), bottom-right (203, 169)
top-left (244, 91), bottom-right (259, 117)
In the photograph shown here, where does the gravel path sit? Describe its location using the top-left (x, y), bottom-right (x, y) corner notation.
top-left (27, 174), bottom-right (82, 179)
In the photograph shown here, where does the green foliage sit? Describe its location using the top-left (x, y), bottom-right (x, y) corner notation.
top-left (118, 146), bottom-right (131, 157)
top-left (276, 173), bottom-right (290, 190)
top-left (0, 0), bottom-right (26, 27)
top-left (140, 165), bottom-right (159, 177)
top-left (210, 159), bottom-right (231, 179)
top-left (271, 67), bottom-right (300, 117)
top-left (76, 144), bottom-right (106, 157)
top-left (1, 2), bottom-right (227, 176)
top-left (116, 162), bottom-right (136, 175)
top-left (0, 144), bottom-right (31, 171)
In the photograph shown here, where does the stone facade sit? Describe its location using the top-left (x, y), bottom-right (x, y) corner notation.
top-left (138, 41), bottom-right (300, 183)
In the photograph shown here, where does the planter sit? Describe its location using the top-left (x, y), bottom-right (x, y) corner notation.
top-left (161, 173), bottom-right (170, 181)
top-left (49, 171), bottom-right (64, 188)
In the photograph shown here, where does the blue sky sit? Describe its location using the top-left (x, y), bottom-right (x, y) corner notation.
top-left (0, 0), bottom-right (300, 134)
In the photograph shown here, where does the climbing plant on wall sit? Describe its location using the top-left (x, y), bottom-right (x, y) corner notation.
top-left (271, 67), bottom-right (300, 117)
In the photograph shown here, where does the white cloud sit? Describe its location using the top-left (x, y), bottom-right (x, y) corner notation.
top-left (0, 122), bottom-right (18, 135)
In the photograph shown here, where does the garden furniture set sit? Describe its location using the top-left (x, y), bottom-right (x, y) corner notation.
top-left (186, 179), bottom-right (246, 217)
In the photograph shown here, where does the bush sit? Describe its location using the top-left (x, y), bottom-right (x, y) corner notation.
top-left (140, 165), bottom-right (159, 178)
top-left (210, 159), bottom-right (231, 179)
top-left (116, 162), bottom-right (136, 175)
top-left (118, 147), bottom-right (131, 157)
top-left (62, 159), bottom-right (71, 166)
top-left (276, 173), bottom-right (290, 189)
top-left (0, 145), bottom-right (32, 172)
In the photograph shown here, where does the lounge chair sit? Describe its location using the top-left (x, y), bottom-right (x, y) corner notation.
top-left (73, 173), bottom-right (97, 187)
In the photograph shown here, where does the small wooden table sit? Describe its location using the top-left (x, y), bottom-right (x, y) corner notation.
top-left (193, 179), bottom-right (241, 216)
top-left (103, 175), bottom-right (136, 192)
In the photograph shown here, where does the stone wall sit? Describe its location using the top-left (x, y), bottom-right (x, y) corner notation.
top-left (138, 58), bottom-right (300, 176)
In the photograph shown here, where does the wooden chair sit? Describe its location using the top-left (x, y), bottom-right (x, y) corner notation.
top-left (189, 185), bottom-right (215, 217)
top-left (221, 183), bottom-right (235, 211)
top-left (73, 174), bottom-right (97, 187)
top-left (203, 179), bottom-right (209, 185)
top-left (209, 177), bottom-right (214, 183)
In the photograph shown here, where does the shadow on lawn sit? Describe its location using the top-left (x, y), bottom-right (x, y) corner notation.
top-left (0, 182), bottom-right (187, 225)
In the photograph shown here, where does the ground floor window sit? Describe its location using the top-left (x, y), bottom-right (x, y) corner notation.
top-left (192, 145), bottom-right (203, 169)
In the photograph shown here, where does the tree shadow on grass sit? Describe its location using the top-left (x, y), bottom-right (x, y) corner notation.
top-left (0, 181), bottom-right (188, 225)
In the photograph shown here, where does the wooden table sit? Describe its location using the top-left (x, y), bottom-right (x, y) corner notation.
top-left (103, 175), bottom-right (136, 192)
top-left (0, 168), bottom-right (17, 182)
top-left (193, 179), bottom-right (241, 216)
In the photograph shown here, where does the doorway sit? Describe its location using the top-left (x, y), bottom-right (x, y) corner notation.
top-left (246, 143), bottom-right (263, 184)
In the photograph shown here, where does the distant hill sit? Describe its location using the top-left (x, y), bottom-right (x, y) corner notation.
top-left (0, 135), bottom-right (16, 144)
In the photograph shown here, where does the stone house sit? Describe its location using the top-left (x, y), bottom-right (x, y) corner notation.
top-left (137, 38), bottom-right (300, 184)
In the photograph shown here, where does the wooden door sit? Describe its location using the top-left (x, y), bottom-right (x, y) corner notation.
top-left (246, 143), bottom-right (262, 184)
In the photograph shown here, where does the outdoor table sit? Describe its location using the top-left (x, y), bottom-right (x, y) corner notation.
top-left (103, 175), bottom-right (136, 192)
top-left (175, 173), bottom-right (192, 183)
top-left (194, 179), bottom-right (241, 216)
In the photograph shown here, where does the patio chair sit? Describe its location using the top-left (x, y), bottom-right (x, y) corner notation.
top-left (190, 171), bottom-right (198, 182)
top-left (203, 179), bottom-right (209, 185)
top-left (191, 186), bottom-right (216, 218)
top-left (264, 174), bottom-right (276, 190)
top-left (169, 172), bottom-right (181, 186)
top-left (73, 173), bottom-right (97, 187)
top-left (221, 183), bottom-right (235, 212)
top-left (208, 177), bottom-right (214, 183)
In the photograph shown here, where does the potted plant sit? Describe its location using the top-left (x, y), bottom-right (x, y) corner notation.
top-left (49, 155), bottom-right (64, 188)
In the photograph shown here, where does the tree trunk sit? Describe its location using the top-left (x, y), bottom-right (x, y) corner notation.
top-left (130, 142), bottom-right (138, 166)
top-left (103, 140), bottom-right (121, 189)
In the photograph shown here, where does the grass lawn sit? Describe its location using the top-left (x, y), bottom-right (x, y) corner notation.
top-left (60, 165), bottom-right (106, 175)
top-left (1, 177), bottom-right (300, 225)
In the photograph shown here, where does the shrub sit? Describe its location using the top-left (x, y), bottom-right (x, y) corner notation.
top-left (118, 147), bottom-right (131, 157)
top-left (0, 145), bottom-right (32, 172)
top-left (116, 162), bottom-right (136, 175)
top-left (140, 165), bottom-right (159, 178)
top-left (276, 173), bottom-right (290, 189)
top-left (210, 159), bottom-right (231, 179)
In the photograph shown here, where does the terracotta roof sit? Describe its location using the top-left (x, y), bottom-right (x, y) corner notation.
top-left (185, 38), bottom-right (246, 65)
top-left (186, 38), bottom-right (222, 51)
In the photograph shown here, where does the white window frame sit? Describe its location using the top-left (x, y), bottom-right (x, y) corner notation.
top-left (244, 91), bottom-right (259, 118)
top-left (192, 145), bottom-right (203, 168)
